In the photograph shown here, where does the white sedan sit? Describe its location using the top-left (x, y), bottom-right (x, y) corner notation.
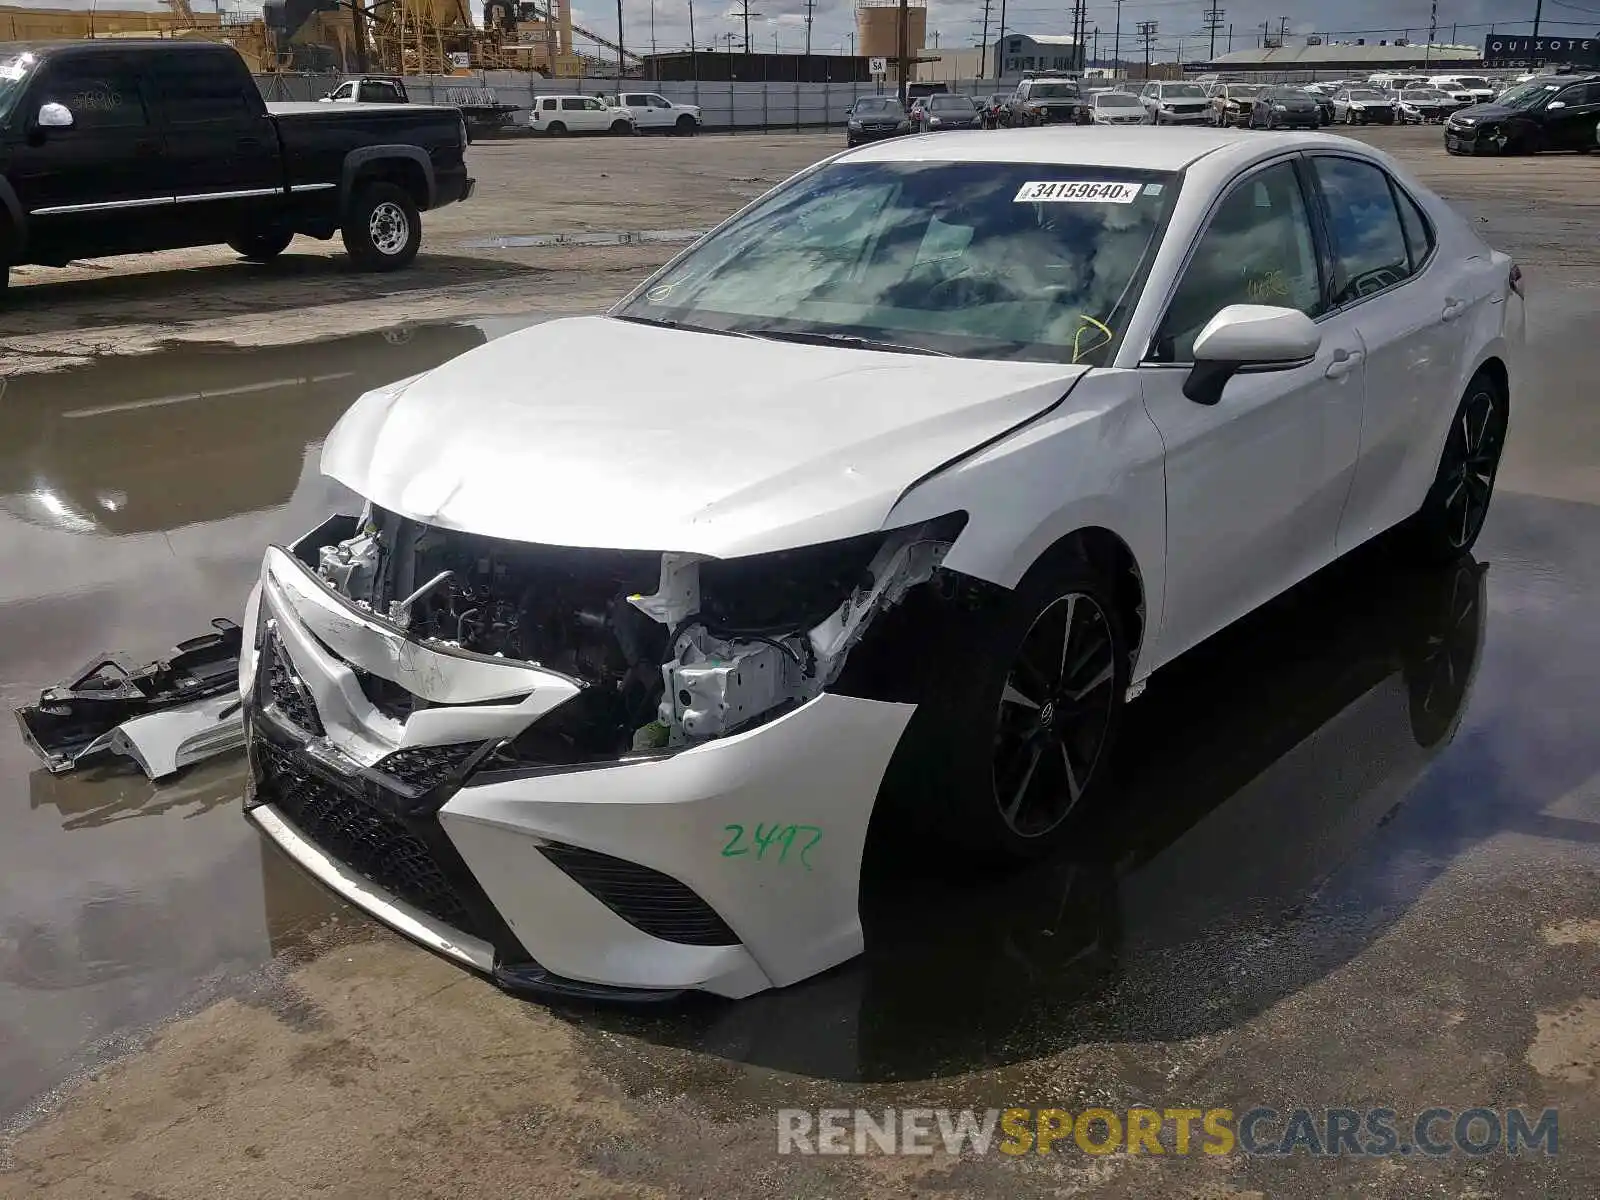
top-left (241, 129), bottom-right (1523, 1000)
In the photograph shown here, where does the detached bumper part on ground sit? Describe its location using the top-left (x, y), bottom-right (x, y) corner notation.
top-left (240, 529), bottom-right (926, 999)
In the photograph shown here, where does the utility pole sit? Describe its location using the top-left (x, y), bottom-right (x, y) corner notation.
top-left (1532, 0), bottom-right (1543, 39)
top-left (1227, 24), bottom-right (1232, 51)
top-left (1278, 15), bottom-right (1288, 47)
top-left (1137, 18), bottom-right (1157, 78)
top-left (688, 0), bottom-right (695, 58)
top-left (650, 0), bottom-right (657, 57)
top-left (1203, 6), bottom-right (1223, 62)
top-left (897, 0), bottom-right (908, 107)
top-left (349, 0), bottom-right (369, 72)
top-left (804, 0), bottom-right (814, 55)
top-left (1092, 26), bottom-right (1098, 67)
top-left (617, 0), bottom-right (625, 77)
top-left (732, 0), bottom-right (759, 52)
top-left (1259, 19), bottom-right (1268, 48)
top-left (1112, 0), bottom-right (1122, 76)
top-left (1426, 0), bottom-right (1436, 64)
top-left (976, 0), bottom-right (994, 77)
top-left (997, 0), bottom-right (1007, 79)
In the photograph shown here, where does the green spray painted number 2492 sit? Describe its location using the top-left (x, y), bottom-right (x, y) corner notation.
top-left (720, 823), bottom-right (822, 870)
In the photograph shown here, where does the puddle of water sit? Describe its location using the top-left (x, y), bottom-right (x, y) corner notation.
top-left (0, 316), bottom-right (547, 1121)
top-left (458, 228), bottom-right (707, 250)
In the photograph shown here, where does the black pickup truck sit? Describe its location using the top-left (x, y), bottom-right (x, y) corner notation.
top-left (0, 39), bottom-right (475, 292)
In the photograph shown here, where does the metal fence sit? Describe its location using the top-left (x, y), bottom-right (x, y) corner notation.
top-left (254, 72), bottom-right (1030, 132)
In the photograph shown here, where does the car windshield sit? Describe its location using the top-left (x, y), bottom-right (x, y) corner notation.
top-left (1455, 76), bottom-right (1491, 88)
top-left (929, 96), bottom-right (975, 110)
top-left (1029, 83), bottom-right (1079, 98)
top-left (1498, 81), bottom-right (1561, 109)
top-left (1227, 85), bottom-right (1262, 97)
top-left (1404, 89), bottom-right (1446, 100)
top-left (1347, 89), bottom-right (1385, 100)
top-left (1096, 93), bottom-right (1141, 107)
top-left (1163, 84), bottom-right (1207, 98)
top-left (614, 161), bottom-right (1176, 366)
top-left (0, 50), bottom-right (35, 125)
top-left (854, 98), bottom-right (904, 115)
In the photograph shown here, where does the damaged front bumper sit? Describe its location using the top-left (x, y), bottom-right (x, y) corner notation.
top-left (15, 620), bottom-right (247, 779)
top-left (242, 533), bottom-right (925, 999)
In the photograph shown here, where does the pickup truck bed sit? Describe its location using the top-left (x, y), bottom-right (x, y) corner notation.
top-left (0, 40), bottom-right (475, 291)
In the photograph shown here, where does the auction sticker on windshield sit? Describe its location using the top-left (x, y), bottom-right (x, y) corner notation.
top-left (1014, 180), bottom-right (1142, 204)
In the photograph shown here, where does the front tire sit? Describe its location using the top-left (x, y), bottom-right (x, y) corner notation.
top-left (610, 119), bottom-right (632, 135)
top-left (675, 114), bottom-right (697, 135)
top-left (1408, 372), bottom-right (1508, 562)
top-left (227, 230), bottom-right (293, 262)
top-left (891, 551), bottom-right (1129, 865)
top-left (342, 182), bottom-right (421, 273)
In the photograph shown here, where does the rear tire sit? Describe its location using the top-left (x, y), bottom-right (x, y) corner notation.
top-left (887, 550), bottom-right (1129, 866)
top-left (341, 182), bottom-right (421, 273)
top-left (1406, 371), bottom-right (1508, 562)
top-left (227, 230), bottom-right (294, 262)
top-left (546, 120), bottom-right (567, 136)
top-left (610, 119), bottom-right (632, 135)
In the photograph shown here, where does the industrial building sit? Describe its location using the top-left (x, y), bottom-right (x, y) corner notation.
top-left (1204, 41), bottom-right (1485, 77)
top-left (995, 33), bottom-right (1083, 76)
top-left (643, 52), bottom-right (870, 83)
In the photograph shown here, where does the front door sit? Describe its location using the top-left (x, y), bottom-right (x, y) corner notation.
top-left (1139, 156), bottom-right (1367, 666)
top-left (149, 49), bottom-right (283, 247)
top-left (8, 52), bottom-right (172, 263)
top-left (1543, 80), bottom-right (1600, 150)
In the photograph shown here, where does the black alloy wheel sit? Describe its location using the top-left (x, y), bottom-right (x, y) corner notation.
top-left (1411, 374), bottom-right (1508, 561)
top-left (992, 592), bottom-right (1118, 840)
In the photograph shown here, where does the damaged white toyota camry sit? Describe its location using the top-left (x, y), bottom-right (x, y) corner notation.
top-left (242, 129), bottom-right (1523, 999)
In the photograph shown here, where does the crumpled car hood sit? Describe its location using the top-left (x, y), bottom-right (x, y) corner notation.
top-left (321, 315), bottom-right (1088, 557)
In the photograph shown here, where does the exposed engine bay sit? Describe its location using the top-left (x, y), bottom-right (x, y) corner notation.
top-left (308, 506), bottom-right (962, 755)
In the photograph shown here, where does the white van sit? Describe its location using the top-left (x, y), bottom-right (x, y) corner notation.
top-left (529, 94), bottom-right (637, 136)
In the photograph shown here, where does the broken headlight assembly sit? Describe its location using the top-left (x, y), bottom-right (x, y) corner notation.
top-left (300, 508), bottom-right (968, 770)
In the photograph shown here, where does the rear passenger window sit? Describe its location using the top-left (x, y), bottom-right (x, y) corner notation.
top-left (1311, 157), bottom-right (1413, 304)
top-left (155, 54), bottom-right (256, 121)
top-left (1393, 186), bottom-right (1435, 271)
top-left (561, 97), bottom-right (584, 110)
top-left (36, 62), bottom-right (148, 130)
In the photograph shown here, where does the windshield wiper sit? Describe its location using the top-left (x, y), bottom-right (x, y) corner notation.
top-left (611, 314), bottom-right (758, 340)
top-left (734, 328), bottom-right (954, 357)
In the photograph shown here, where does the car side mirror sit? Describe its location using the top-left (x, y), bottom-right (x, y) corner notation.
top-left (1184, 304), bottom-right (1322, 406)
top-left (37, 102), bottom-right (73, 129)
top-left (1546, 100), bottom-right (1567, 110)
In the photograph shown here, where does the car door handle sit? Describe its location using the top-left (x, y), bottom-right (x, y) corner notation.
top-left (1325, 348), bottom-right (1364, 380)
top-left (1442, 297), bottom-right (1469, 322)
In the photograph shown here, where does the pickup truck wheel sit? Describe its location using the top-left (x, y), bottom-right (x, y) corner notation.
top-left (610, 119), bottom-right (632, 135)
top-left (343, 183), bottom-right (421, 272)
top-left (675, 114), bottom-right (697, 135)
top-left (227, 230), bottom-right (294, 262)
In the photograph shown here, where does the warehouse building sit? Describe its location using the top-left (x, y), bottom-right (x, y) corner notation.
top-left (1204, 41), bottom-right (1485, 79)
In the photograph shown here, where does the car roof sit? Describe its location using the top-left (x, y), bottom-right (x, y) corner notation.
top-left (0, 38), bottom-right (234, 56)
top-left (843, 126), bottom-right (1340, 172)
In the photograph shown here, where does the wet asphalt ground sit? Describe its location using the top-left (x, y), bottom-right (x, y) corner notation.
top-left (1, 129), bottom-right (1598, 1197)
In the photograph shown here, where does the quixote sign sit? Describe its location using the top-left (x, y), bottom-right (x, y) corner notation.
top-left (1483, 36), bottom-right (1600, 65)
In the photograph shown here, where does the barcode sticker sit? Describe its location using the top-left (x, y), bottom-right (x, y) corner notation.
top-left (1013, 180), bottom-right (1143, 204)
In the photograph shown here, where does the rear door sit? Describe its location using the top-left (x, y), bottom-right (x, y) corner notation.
top-left (9, 51), bottom-right (172, 261)
top-left (149, 49), bottom-right (283, 244)
top-left (1543, 80), bottom-right (1600, 150)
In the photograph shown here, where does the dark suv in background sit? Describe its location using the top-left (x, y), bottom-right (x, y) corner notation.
top-left (1445, 73), bottom-right (1600, 154)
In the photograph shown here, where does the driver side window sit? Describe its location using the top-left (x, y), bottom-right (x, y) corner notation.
top-left (1310, 156), bottom-right (1413, 306)
top-left (1152, 161), bottom-right (1322, 363)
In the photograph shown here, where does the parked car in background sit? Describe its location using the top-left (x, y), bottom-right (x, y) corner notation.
top-left (1249, 86), bottom-right (1323, 129)
top-left (981, 92), bottom-right (1010, 128)
top-left (1395, 88), bottom-right (1458, 124)
top-left (1429, 75), bottom-right (1497, 104)
top-left (1331, 87), bottom-right (1396, 125)
top-left (845, 95), bottom-right (910, 146)
top-left (321, 76), bottom-right (408, 104)
top-left (1006, 76), bottom-right (1083, 126)
top-left (906, 81), bottom-right (950, 103)
top-left (1139, 80), bottom-right (1211, 124)
top-left (913, 93), bottom-right (981, 133)
top-left (1210, 83), bottom-right (1263, 126)
top-left (604, 91), bottom-right (702, 135)
top-left (530, 94), bottom-right (635, 135)
top-left (1446, 73), bottom-right (1600, 155)
top-left (1090, 91), bottom-right (1147, 125)
top-left (1367, 73), bottom-right (1429, 92)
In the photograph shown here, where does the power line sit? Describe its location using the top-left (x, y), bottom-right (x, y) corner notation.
top-left (1136, 18), bottom-right (1157, 77)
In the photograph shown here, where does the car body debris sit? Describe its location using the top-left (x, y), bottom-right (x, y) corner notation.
top-left (15, 619), bottom-right (245, 780)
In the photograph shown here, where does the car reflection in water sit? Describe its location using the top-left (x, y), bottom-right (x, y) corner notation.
top-left (576, 546), bottom-right (1487, 1086)
top-left (0, 324), bottom-right (488, 539)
